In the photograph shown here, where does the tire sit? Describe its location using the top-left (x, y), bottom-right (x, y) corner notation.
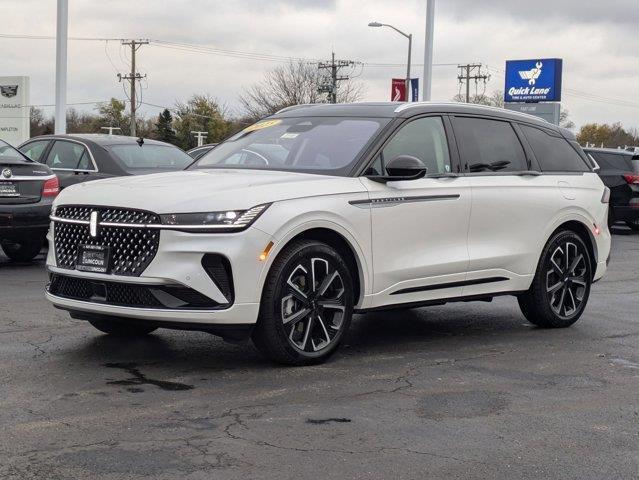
top-left (0, 238), bottom-right (43, 262)
top-left (252, 239), bottom-right (354, 365)
top-left (88, 319), bottom-right (157, 336)
top-left (625, 220), bottom-right (639, 231)
top-left (518, 230), bottom-right (592, 328)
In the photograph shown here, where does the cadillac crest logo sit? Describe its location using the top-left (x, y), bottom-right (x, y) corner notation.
top-left (0, 85), bottom-right (19, 98)
top-left (1, 168), bottom-right (12, 179)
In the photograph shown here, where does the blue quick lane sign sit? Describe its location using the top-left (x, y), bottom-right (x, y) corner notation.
top-left (504, 58), bottom-right (562, 103)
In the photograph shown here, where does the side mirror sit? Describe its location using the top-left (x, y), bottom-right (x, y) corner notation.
top-left (367, 155), bottom-right (428, 183)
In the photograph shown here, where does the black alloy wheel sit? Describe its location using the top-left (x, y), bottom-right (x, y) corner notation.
top-left (518, 230), bottom-right (592, 328)
top-left (252, 239), bottom-right (354, 365)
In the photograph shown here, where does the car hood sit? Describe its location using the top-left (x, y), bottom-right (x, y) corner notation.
top-left (54, 169), bottom-right (366, 213)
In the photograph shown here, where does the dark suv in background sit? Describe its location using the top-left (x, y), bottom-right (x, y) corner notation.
top-left (585, 148), bottom-right (639, 230)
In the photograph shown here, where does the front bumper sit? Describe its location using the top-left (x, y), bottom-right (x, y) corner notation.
top-left (46, 226), bottom-right (274, 325)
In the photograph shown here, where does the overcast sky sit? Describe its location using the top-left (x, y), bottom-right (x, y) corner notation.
top-left (3, 0), bottom-right (639, 130)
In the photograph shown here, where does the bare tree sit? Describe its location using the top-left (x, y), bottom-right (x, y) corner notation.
top-left (239, 60), bottom-right (364, 121)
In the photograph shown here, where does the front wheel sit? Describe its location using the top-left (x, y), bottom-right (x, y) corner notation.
top-left (0, 238), bottom-right (44, 262)
top-left (518, 230), bottom-right (592, 328)
top-left (252, 240), bottom-right (354, 365)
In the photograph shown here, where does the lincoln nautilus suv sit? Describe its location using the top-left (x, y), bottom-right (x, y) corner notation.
top-left (45, 103), bottom-right (611, 365)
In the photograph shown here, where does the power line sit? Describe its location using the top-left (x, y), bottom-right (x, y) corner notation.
top-left (457, 64), bottom-right (490, 103)
top-left (118, 39), bottom-right (149, 136)
top-left (317, 52), bottom-right (357, 103)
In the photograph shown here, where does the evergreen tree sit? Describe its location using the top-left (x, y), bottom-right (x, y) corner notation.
top-left (155, 109), bottom-right (177, 144)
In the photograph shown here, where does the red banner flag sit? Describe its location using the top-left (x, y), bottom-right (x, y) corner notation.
top-left (391, 78), bottom-right (407, 102)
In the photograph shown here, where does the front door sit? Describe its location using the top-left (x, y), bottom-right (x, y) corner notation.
top-left (361, 116), bottom-right (472, 308)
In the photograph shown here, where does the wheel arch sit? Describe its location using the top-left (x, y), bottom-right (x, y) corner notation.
top-left (549, 219), bottom-right (598, 275)
top-left (259, 223), bottom-right (368, 307)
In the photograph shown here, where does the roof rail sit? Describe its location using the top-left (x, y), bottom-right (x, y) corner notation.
top-left (394, 101), bottom-right (549, 123)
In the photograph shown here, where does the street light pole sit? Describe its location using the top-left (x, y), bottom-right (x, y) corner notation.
top-left (406, 33), bottom-right (412, 101)
top-left (368, 21), bottom-right (413, 102)
top-left (423, 0), bottom-right (435, 101)
top-left (54, 0), bottom-right (68, 134)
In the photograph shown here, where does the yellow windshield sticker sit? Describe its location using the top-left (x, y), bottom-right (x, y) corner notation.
top-left (243, 119), bottom-right (282, 133)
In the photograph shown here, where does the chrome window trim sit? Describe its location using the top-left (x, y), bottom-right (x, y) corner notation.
top-left (46, 138), bottom-right (99, 173)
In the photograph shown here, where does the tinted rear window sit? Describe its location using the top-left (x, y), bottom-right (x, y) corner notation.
top-left (108, 144), bottom-right (193, 172)
top-left (0, 141), bottom-right (30, 164)
top-left (453, 117), bottom-right (527, 172)
top-left (589, 152), bottom-right (635, 172)
top-left (521, 125), bottom-right (588, 172)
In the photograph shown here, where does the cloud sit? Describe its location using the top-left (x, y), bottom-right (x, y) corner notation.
top-left (2, 0), bottom-right (638, 132)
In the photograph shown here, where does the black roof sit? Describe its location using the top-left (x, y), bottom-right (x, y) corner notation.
top-left (22, 134), bottom-right (173, 148)
top-left (271, 101), bottom-right (555, 129)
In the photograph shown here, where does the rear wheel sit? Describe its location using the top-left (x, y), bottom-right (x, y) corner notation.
top-left (518, 230), bottom-right (592, 328)
top-left (252, 239), bottom-right (354, 365)
top-left (88, 319), bottom-right (157, 336)
top-left (625, 219), bottom-right (639, 231)
top-left (0, 238), bottom-right (43, 262)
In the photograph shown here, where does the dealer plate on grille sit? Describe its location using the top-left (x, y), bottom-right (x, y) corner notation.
top-left (76, 244), bottom-right (111, 273)
top-left (0, 182), bottom-right (18, 197)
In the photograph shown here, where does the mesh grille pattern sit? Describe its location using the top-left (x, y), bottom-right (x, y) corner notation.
top-left (54, 206), bottom-right (160, 276)
top-left (48, 274), bottom-right (219, 309)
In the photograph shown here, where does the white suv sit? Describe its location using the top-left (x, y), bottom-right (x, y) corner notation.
top-left (45, 103), bottom-right (611, 365)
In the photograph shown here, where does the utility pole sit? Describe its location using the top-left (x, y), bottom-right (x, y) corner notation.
top-left (457, 64), bottom-right (490, 103)
top-left (54, 0), bottom-right (68, 134)
top-left (422, 0), bottom-right (435, 101)
top-left (191, 131), bottom-right (208, 147)
top-left (318, 53), bottom-right (356, 103)
top-left (119, 39), bottom-right (149, 136)
top-left (100, 126), bottom-right (121, 135)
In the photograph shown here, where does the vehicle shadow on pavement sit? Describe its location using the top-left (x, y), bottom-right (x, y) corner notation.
top-left (59, 300), bottom-right (551, 375)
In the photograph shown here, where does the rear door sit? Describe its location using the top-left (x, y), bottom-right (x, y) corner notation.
top-left (452, 116), bottom-right (560, 296)
top-left (361, 115), bottom-right (472, 307)
top-left (588, 151), bottom-right (635, 207)
top-left (43, 140), bottom-right (99, 189)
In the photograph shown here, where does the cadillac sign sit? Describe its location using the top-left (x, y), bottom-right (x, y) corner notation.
top-left (504, 58), bottom-right (562, 103)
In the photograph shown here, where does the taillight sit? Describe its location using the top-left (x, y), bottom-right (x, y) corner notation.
top-left (601, 187), bottom-right (610, 204)
top-left (623, 173), bottom-right (639, 185)
top-left (42, 176), bottom-right (60, 197)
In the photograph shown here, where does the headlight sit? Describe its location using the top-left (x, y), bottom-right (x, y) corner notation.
top-left (159, 204), bottom-right (270, 232)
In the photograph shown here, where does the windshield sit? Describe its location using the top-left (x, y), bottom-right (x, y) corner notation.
top-left (108, 144), bottom-right (193, 172)
top-left (190, 116), bottom-right (388, 176)
top-left (0, 140), bottom-right (30, 163)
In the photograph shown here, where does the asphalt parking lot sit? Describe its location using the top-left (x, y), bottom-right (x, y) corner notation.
top-left (1, 228), bottom-right (638, 480)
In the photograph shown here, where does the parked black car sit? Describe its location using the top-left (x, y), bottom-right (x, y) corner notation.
top-left (0, 139), bottom-right (59, 262)
top-left (18, 134), bottom-right (195, 190)
top-left (584, 147), bottom-right (639, 230)
top-left (186, 143), bottom-right (218, 160)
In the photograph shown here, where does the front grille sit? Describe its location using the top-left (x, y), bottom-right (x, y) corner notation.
top-left (54, 206), bottom-right (160, 276)
top-left (48, 274), bottom-right (221, 310)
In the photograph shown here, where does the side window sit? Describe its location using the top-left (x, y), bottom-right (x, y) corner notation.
top-left (520, 125), bottom-right (589, 172)
top-left (19, 140), bottom-right (50, 162)
top-left (76, 150), bottom-right (93, 170)
top-left (45, 141), bottom-right (88, 170)
top-left (378, 117), bottom-right (451, 175)
top-left (453, 117), bottom-right (527, 173)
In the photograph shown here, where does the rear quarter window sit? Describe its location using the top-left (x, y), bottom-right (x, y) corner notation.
top-left (521, 125), bottom-right (588, 172)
